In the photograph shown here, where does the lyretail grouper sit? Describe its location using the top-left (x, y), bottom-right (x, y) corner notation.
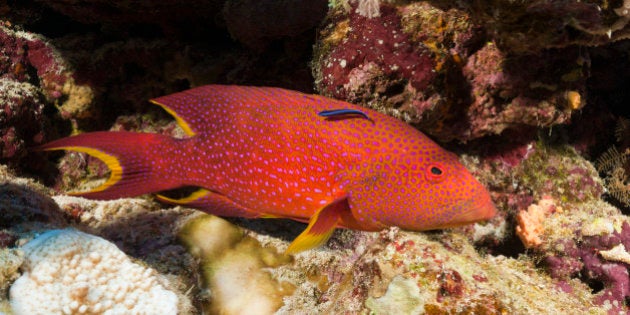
top-left (39, 85), bottom-right (496, 253)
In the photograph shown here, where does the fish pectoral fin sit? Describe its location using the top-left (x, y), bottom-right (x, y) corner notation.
top-left (285, 198), bottom-right (346, 254)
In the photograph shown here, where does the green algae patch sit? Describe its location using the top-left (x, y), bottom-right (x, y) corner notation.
top-left (518, 143), bottom-right (603, 205)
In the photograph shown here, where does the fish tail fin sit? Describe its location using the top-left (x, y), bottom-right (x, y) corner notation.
top-left (35, 131), bottom-right (182, 200)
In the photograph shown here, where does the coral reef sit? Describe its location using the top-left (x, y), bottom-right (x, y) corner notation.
top-left (0, 165), bottom-right (197, 314)
top-left (507, 192), bottom-right (630, 313)
top-left (313, 1), bottom-right (589, 142)
top-left (0, 79), bottom-right (44, 164)
top-left (51, 196), bottom-right (199, 293)
top-left (268, 228), bottom-right (601, 314)
top-left (544, 212), bottom-right (630, 314)
top-left (0, 24), bottom-right (77, 102)
top-left (364, 276), bottom-right (427, 314)
top-left (10, 229), bottom-right (179, 314)
top-left (0, 23), bottom-right (95, 126)
top-left (0, 165), bottom-right (66, 230)
top-left (518, 145), bottom-right (603, 204)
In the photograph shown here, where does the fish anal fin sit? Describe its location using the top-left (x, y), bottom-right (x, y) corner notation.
top-left (156, 188), bottom-right (260, 218)
top-left (285, 197), bottom-right (347, 254)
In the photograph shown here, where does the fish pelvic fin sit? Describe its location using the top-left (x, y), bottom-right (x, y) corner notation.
top-left (36, 131), bottom-right (182, 200)
top-left (285, 198), bottom-right (347, 254)
top-left (156, 188), bottom-right (261, 218)
top-left (156, 188), bottom-right (211, 205)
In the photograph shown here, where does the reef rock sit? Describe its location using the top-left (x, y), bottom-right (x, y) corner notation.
top-left (267, 228), bottom-right (602, 314)
top-left (0, 25), bottom-right (76, 165)
top-left (0, 165), bottom-right (197, 314)
top-left (10, 229), bottom-right (179, 314)
top-left (0, 164), bottom-right (65, 230)
top-left (312, 1), bottom-right (609, 142)
top-left (0, 79), bottom-right (45, 164)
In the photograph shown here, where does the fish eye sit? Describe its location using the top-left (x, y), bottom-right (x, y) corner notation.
top-left (425, 163), bottom-right (446, 182)
top-left (430, 166), bottom-right (442, 175)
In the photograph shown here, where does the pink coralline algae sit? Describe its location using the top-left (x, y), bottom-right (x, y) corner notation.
top-left (0, 25), bottom-right (70, 101)
top-left (459, 44), bottom-right (582, 140)
top-left (0, 80), bottom-right (45, 164)
top-left (313, 1), bottom-right (588, 142)
top-left (0, 24), bottom-right (82, 164)
top-left (315, 4), bottom-right (436, 99)
top-left (546, 222), bottom-right (630, 314)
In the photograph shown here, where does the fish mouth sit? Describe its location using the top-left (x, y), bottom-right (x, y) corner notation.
top-left (458, 193), bottom-right (497, 224)
top-left (433, 194), bottom-right (497, 229)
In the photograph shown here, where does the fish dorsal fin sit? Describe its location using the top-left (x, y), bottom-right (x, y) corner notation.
top-left (285, 197), bottom-right (347, 254)
top-left (150, 85), bottom-right (331, 136)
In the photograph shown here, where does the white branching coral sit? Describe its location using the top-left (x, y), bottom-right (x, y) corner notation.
top-left (10, 229), bottom-right (178, 315)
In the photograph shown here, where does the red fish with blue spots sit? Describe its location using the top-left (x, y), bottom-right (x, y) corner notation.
top-left (39, 85), bottom-right (496, 253)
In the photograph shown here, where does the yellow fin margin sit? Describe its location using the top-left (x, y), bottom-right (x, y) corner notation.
top-left (260, 213), bottom-right (284, 219)
top-left (155, 188), bottom-right (210, 205)
top-left (149, 100), bottom-right (195, 136)
top-left (42, 146), bottom-right (122, 194)
top-left (285, 206), bottom-right (338, 254)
